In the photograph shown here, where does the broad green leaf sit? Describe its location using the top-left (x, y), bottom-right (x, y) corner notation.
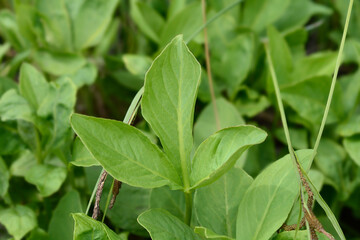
top-left (274, 230), bottom-right (329, 240)
top-left (49, 190), bottom-right (83, 240)
top-left (33, 50), bottom-right (86, 76)
top-left (24, 164), bottom-right (67, 197)
top-left (71, 113), bottom-right (182, 189)
top-left (34, 0), bottom-right (73, 51)
top-left (274, 127), bottom-right (308, 150)
top-left (194, 98), bottom-right (244, 147)
top-left (0, 10), bottom-right (27, 50)
top-left (274, 0), bottom-right (331, 32)
top-left (10, 150), bottom-right (36, 177)
top-left (159, 3), bottom-right (202, 46)
top-left (336, 113), bottom-right (360, 137)
top-left (190, 126), bottom-right (267, 189)
top-left (343, 135), bottom-right (360, 167)
top-left (73, 0), bottom-right (119, 50)
top-left (150, 186), bottom-right (185, 221)
top-left (236, 149), bottom-right (313, 240)
top-left (242, 0), bottom-right (290, 33)
top-left (94, 18), bottom-right (120, 56)
top-left (267, 26), bottom-right (293, 89)
top-left (138, 209), bottom-right (201, 240)
top-left (73, 213), bottom-right (124, 240)
top-left (104, 184), bottom-right (150, 236)
top-left (281, 76), bottom-right (343, 126)
top-left (234, 90), bottom-right (270, 118)
top-left (167, 0), bottom-right (186, 19)
top-left (71, 137), bottom-right (99, 167)
top-left (0, 157), bottom-right (9, 197)
top-left (194, 168), bottom-right (253, 238)
top-left (19, 63), bottom-right (49, 111)
top-left (141, 35), bottom-right (201, 180)
top-left (130, 0), bottom-right (165, 43)
top-left (315, 139), bottom-right (345, 190)
top-left (194, 226), bottom-right (233, 240)
top-left (0, 89), bottom-right (33, 121)
top-left (123, 54), bottom-right (152, 78)
top-left (335, 0), bottom-right (360, 40)
top-left (0, 205), bottom-right (37, 240)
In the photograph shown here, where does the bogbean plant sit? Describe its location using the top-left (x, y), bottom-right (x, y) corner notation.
top-left (0, 0), bottom-right (360, 239)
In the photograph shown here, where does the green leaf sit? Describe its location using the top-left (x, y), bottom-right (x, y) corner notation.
top-left (336, 113), bottom-right (360, 137)
top-left (0, 89), bottom-right (33, 121)
top-left (274, 0), bottom-right (331, 32)
top-left (266, 26), bottom-right (293, 89)
top-left (281, 76), bottom-right (343, 126)
top-left (27, 228), bottom-right (49, 240)
top-left (104, 184), bottom-right (150, 236)
top-left (0, 43), bottom-right (10, 62)
top-left (315, 139), bottom-right (345, 189)
top-left (343, 135), bottom-right (360, 167)
top-left (190, 126), bottom-right (267, 189)
top-left (212, 33), bottom-right (255, 91)
top-left (10, 150), bottom-right (36, 177)
top-left (194, 98), bottom-right (244, 147)
top-left (33, 50), bottom-right (86, 76)
top-left (24, 164), bottom-right (67, 197)
top-left (70, 113), bottom-right (182, 189)
top-left (0, 10), bottom-right (27, 50)
top-left (71, 137), bottom-right (99, 167)
top-left (150, 186), bottom-right (185, 221)
top-left (73, 213), bottom-right (124, 240)
top-left (0, 157), bottom-right (10, 197)
top-left (19, 63), bottom-right (49, 111)
top-left (141, 35), bottom-right (201, 184)
top-left (0, 76), bottom-right (17, 96)
top-left (138, 209), bottom-right (202, 240)
top-left (242, 0), bottom-right (290, 33)
top-left (130, 0), bottom-right (165, 43)
top-left (122, 54), bottom-right (152, 78)
top-left (274, 230), bottom-right (329, 240)
top-left (49, 190), bottom-right (83, 240)
top-left (72, 0), bottom-right (119, 50)
top-left (194, 226), bottom-right (234, 240)
top-left (274, 127), bottom-right (308, 150)
top-left (159, 3), bottom-right (202, 46)
top-left (339, 70), bottom-right (360, 115)
top-left (236, 149), bottom-right (313, 240)
top-left (0, 205), bottom-right (37, 240)
top-left (68, 63), bottom-right (98, 88)
top-left (34, 0), bottom-right (73, 51)
top-left (194, 168), bottom-right (253, 238)
top-left (0, 123), bottom-right (24, 155)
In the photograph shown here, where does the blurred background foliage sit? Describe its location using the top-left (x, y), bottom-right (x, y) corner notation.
top-left (0, 0), bottom-right (360, 239)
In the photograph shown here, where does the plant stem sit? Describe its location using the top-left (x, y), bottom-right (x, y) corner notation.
top-left (102, 179), bottom-right (115, 223)
top-left (201, 0), bottom-right (220, 131)
top-left (184, 191), bottom-right (193, 226)
top-left (311, 0), bottom-right (354, 162)
top-left (264, 43), bottom-right (295, 160)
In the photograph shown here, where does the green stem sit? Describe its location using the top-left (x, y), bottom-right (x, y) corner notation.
top-left (184, 191), bottom-right (193, 226)
top-left (311, 0), bottom-right (354, 162)
top-left (264, 44), bottom-right (295, 160)
top-left (102, 179), bottom-right (115, 223)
